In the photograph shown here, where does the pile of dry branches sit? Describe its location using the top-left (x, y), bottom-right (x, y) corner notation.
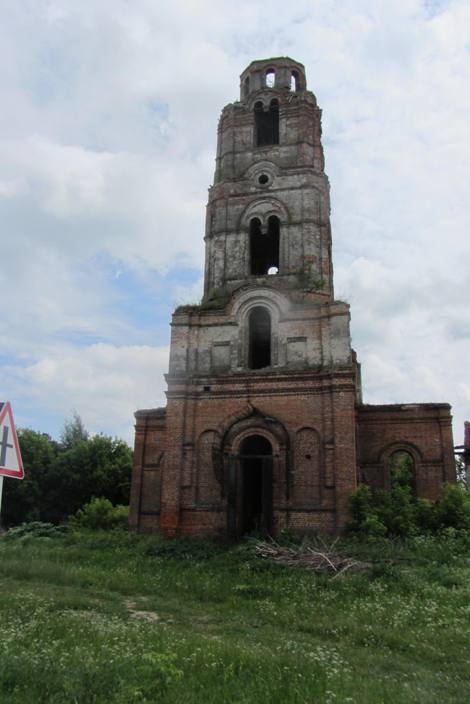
top-left (253, 538), bottom-right (371, 578)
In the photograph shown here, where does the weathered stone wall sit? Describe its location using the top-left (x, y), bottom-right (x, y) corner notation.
top-left (169, 288), bottom-right (352, 376)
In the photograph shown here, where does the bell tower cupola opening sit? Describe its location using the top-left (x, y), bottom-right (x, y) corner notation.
top-left (250, 216), bottom-right (280, 275)
top-left (239, 56), bottom-right (307, 99)
top-left (254, 99), bottom-right (279, 146)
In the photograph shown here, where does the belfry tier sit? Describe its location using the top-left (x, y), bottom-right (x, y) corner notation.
top-left (203, 57), bottom-right (333, 303)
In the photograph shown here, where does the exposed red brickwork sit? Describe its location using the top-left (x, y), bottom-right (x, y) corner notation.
top-left (357, 403), bottom-right (455, 500)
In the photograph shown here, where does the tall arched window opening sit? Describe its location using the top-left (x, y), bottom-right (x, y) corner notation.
top-left (265, 69), bottom-right (275, 88)
top-left (243, 76), bottom-right (250, 97)
top-left (254, 99), bottom-right (279, 147)
top-left (250, 216), bottom-right (280, 275)
top-left (248, 307), bottom-right (271, 369)
top-left (290, 70), bottom-right (299, 92)
top-left (389, 451), bottom-right (416, 494)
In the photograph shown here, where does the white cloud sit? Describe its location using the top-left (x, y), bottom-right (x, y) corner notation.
top-left (0, 0), bottom-right (468, 445)
top-left (4, 344), bottom-right (169, 444)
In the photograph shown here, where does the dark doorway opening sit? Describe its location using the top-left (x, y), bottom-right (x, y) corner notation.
top-left (248, 306), bottom-right (271, 369)
top-left (239, 435), bottom-right (273, 535)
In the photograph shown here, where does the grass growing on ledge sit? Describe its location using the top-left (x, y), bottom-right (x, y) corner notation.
top-left (174, 288), bottom-right (231, 315)
top-left (0, 529), bottom-right (469, 703)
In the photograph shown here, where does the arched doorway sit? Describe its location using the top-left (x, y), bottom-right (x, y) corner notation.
top-left (240, 435), bottom-right (272, 534)
top-left (231, 434), bottom-right (273, 536)
top-left (219, 408), bottom-right (288, 539)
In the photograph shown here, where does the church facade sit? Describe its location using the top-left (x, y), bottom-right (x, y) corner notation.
top-left (129, 58), bottom-right (455, 538)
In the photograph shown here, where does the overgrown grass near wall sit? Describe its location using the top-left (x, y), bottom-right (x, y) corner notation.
top-left (0, 528), bottom-right (469, 703)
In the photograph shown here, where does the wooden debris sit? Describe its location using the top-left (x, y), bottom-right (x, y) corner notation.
top-left (253, 539), bottom-right (371, 577)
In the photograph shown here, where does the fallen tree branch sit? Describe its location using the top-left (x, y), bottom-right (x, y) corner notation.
top-left (253, 539), bottom-right (371, 576)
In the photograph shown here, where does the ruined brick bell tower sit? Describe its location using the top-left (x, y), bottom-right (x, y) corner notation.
top-left (130, 57), bottom-right (455, 537)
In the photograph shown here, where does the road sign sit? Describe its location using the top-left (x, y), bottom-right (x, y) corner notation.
top-left (0, 402), bottom-right (24, 479)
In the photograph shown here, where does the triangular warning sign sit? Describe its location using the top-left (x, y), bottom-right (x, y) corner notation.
top-left (0, 402), bottom-right (24, 479)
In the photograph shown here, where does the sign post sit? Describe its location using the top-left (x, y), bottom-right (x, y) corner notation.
top-left (0, 402), bottom-right (24, 522)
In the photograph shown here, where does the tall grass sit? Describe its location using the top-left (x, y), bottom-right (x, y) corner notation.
top-left (0, 529), bottom-right (469, 703)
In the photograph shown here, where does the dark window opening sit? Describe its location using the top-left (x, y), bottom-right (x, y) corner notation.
top-left (250, 215), bottom-right (280, 275)
top-left (240, 435), bottom-right (272, 534)
top-left (248, 307), bottom-right (271, 369)
top-left (254, 99), bottom-right (279, 147)
top-left (265, 69), bottom-right (275, 88)
top-left (243, 76), bottom-right (250, 97)
top-left (389, 451), bottom-right (416, 494)
top-left (290, 70), bottom-right (300, 92)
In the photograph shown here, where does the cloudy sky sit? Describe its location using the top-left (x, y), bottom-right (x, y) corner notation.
top-left (1, 0), bottom-right (469, 446)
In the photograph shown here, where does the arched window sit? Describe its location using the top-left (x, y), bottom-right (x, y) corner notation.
top-left (389, 451), bottom-right (416, 494)
top-left (250, 216), bottom-right (280, 275)
top-left (290, 70), bottom-right (299, 92)
top-left (248, 307), bottom-right (271, 369)
top-left (265, 69), bottom-right (275, 88)
top-left (243, 76), bottom-right (250, 97)
top-left (254, 99), bottom-right (279, 147)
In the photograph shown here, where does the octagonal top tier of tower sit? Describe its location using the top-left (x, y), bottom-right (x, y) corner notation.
top-left (239, 57), bottom-right (307, 99)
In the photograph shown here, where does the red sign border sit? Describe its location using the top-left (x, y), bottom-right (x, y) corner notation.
top-left (0, 402), bottom-right (24, 479)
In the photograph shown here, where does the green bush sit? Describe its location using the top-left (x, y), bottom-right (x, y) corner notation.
top-left (2, 521), bottom-right (69, 540)
top-left (435, 483), bottom-right (470, 530)
top-left (3, 418), bottom-right (132, 527)
top-left (348, 482), bottom-right (470, 538)
top-left (71, 498), bottom-right (128, 530)
top-left (415, 497), bottom-right (439, 532)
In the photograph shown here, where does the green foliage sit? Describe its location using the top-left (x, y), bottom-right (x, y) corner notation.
top-left (3, 521), bottom-right (70, 540)
top-left (455, 455), bottom-right (466, 484)
top-left (349, 481), bottom-right (470, 538)
top-left (71, 498), bottom-right (128, 530)
top-left (174, 288), bottom-right (231, 315)
top-left (1, 430), bottom-right (58, 526)
top-left (2, 416), bottom-right (132, 527)
top-left (60, 411), bottom-right (88, 449)
top-left (173, 303), bottom-right (200, 314)
top-left (200, 287), bottom-right (231, 310)
top-left (298, 264), bottom-right (326, 291)
top-left (44, 434), bottom-right (132, 523)
top-left (389, 451), bottom-right (415, 491)
top-left (435, 483), bottom-right (470, 530)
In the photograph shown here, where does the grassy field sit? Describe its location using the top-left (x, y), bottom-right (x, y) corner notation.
top-left (0, 527), bottom-right (469, 703)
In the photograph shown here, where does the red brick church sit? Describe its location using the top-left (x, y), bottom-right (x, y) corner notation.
top-left (129, 57), bottom-right (455, 537)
